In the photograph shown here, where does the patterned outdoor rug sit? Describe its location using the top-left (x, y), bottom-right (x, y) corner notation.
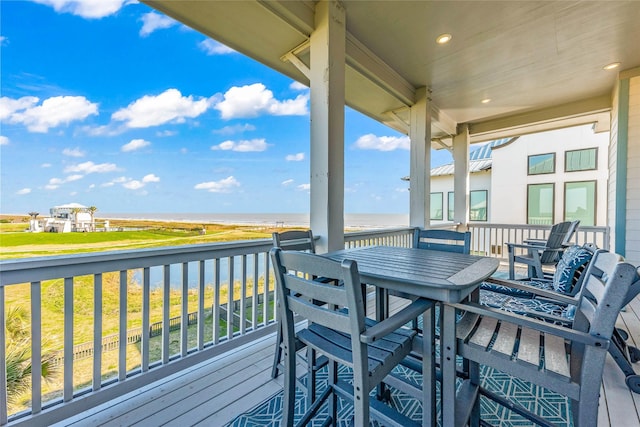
top-left (227, 362), bottom-right (571, 426)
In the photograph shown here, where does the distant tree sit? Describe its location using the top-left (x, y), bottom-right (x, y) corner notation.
top-left (5, 307), bottom-right (59, 407)
top-left (88, 206), bottom-right (98, 231)
top-left (27, 212), bottom-right (39, 219)
top-left (71, 208), bottom-right (81, 230)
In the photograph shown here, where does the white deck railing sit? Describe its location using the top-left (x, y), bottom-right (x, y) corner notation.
top-left (0, 224), bottom-right (609, 426)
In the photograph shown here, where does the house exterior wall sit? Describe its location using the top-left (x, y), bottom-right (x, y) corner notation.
top-left (430, 170), bottom-right (491, 225)
top-left (491, 125), bottom-right (609, 226)
top-left (626, 74), bottom-right (640, 265)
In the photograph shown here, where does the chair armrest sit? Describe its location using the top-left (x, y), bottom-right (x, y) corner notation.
top-left (360, 298), bottom-right (434, 343)
top-left (451, 301), bottom-right (609, 348)
top-left (506, 242), bottom-right (549, 250)
top-left (484, 277), bottom-right (578, 305)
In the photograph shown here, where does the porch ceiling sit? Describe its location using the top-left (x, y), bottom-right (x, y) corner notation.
top-left (144, 1), bottom-right (640, 145)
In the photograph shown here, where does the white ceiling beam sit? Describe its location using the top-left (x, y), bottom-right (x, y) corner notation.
top-left (256, 0), bottom-right (315, 37)
top-left (468, 95), bottom-right (612, 143)
top-left (431, 104), bottom-right (458, 137)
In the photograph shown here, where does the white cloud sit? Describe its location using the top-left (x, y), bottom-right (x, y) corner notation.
top-left (112, 89), bottom-right (211, 128)
top-left (156, 129), bottom-right (177, 137)
top-left (211, 138), bottom-right (268, 152)
top-left (62, 147), bottom-right (85, 157)
top-left (194, 176), bottom-right (240, 193)
top-left (2, 95), bottom-right (98, 133)
top-left (281, 179), bottom-right (294, 186)
top-left (0, 136), bottom-right (8, 145)
top-left (0, 36), bottom-right (7, 46)
top-left (65, 174), bottom-right (84, 182)
top-left (354, 134), bottom-right (410, 151)
top-left (285, 152), bottom-right (304, 162)
top-left (41, 163), bottom-right (52, 168)
top-left (199, 39), bottom-right (235, 55)
top-left (32, 0), bottom-right (128, 19)
top-left (64, 161), bottom-right (118, 174)
top-left (44, 174), bottom-right (84, 190)
top-left (213, 123), bottom-right (256, 135)
top-left (297, 183), bottom-right (311, 191)
top-left (122, 180), bottom-right (144, 190)
top-left (140, 12), bottom-right (178, 37)
top-left (214, 83), bottom-right (308, 119)
top-left (0, 96), bottom-right (39, 120)
top-left (142, 173), bottom-right (160, 183)
top-left (290, 81), bottom-right (308, 91)
top-left (121, 138), bottom-right (151, 152)
top-left (16, 188), bottom-right (31, 195)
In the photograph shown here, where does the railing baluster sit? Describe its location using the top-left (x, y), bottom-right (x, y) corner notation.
top-left (141, 267), bottom-right (150, 372)
top-left (252, 253), bottom-right (259, 331)
top-left (63, 277), bottom-right (73, 402)
top-left (0, 285), bottom-right (7, 425)
top-left (240, 255), bottom-right (247, 335)
top-left (213, 258), bottom-right (220, 344)
top-left (93, 273), bottom-right (102, 391)
top-left (227, 257), bottom-right (234, 339)
top-left (198, 260), bottom-right (205, 351)
top-left (118, 270), bottom-right (127, 381)
top-left (181, 262), bottom-right (188, 357)
top-left (31, 281), bottom-right (42, 413)
top-left (162, 265), bottom-right (170, 364)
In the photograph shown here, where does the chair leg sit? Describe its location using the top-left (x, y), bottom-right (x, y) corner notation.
top-left (282, 335), bottom-right (297, 427)
top-left (271, 321), bottom-right (283, 378)
top-left (508, 246), bottom-right (516, 279)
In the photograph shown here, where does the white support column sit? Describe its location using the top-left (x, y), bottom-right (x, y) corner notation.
top-left (409, 87), bottom-right (431, 228)
top-left (453, 124), bottom-right (470, 228)
top-left (309, 0), bottom-right (345, 253)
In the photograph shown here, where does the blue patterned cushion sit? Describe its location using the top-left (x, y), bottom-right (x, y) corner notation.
top-left (479, 280), bottom-right (554, 298)
top-left (480, 289), bottom-right (575, 324)
top-left (552, 245), bottom-right (593, 294)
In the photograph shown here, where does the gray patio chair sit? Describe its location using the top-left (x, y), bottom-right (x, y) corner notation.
top-left (271, 230), bottom-right (327, 403)
top-left (453, 250), bottom-right (639, 426)
top-left (506, 220), bottom-right (576, 279)
top-left (413, 227), bottom-right (471, 253)
top-left (271, 248), bottom-right (432, 427)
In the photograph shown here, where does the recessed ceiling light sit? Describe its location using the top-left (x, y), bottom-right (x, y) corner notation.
top-left (603, 62), bottom-right (621, 70)
top-left (436, 34), bottom-right (452, 44)
top-left (481, 98), bottom-right (491, 104)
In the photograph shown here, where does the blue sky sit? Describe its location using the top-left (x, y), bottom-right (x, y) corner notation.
top-left (0, 0), bottom-right (452, 215)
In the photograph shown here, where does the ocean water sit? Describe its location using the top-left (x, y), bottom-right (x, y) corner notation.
top-left (100, 212), bottom-right (409, 229)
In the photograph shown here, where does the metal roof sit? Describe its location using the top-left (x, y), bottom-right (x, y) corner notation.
top-left (431, 159), bottom-right (493, 177)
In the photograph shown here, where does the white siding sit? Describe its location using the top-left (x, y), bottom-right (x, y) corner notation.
top-left (625, 75), bottom-right (640, 265)
top-left (430, 170), bottom-right (491, 225)
top-left (491, 125), bottom-right (609, 225)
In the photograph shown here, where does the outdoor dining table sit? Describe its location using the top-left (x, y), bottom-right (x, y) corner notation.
top-left (325, 245), bottom-right (500, 427)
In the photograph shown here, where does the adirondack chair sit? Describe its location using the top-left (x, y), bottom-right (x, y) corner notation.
top-left (413, 228), bottom-right (471, 253)
top-left (453, 250), bottom-right (639, 426)
top-left (480, 246), bottom-right (640, 393)
top-left (271, 248), bottom-right (432, 427)
top-left (507, 220), bottom-right (576, 279)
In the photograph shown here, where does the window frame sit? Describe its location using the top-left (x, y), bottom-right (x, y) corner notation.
top-left (447, 191), bottom-right (455, 221)
top-left (527, 152), bottom-right (556, 175)
top-left (564, 180), bottom-right (597, 226)
top-left (430, 192), bottom-right (443, 221)
top-left (527, 183), bottom-right (555, 225)
top-left (565, 147), bottom-right (598, 172)
top-left (469, 190), bottom-right (488, 222)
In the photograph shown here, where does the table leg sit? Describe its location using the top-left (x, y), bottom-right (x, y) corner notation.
top-left (441, 304), bottom-right (457, 426)
top-left (422, 307), bottom-right (436, 427)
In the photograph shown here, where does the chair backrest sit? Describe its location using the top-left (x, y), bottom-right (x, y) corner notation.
top-left (572, 251), bottom-right (638, 338)
top-left (563, 219), bottom-right (580, 245)
top-left (272, 230), bottom-right (316, 253)
top-left (413, 228), bottom-right (471, 254)
top-left (270, 248), bottom-right (366, 351)
top-left (539, 221), bottom-right (574, 263)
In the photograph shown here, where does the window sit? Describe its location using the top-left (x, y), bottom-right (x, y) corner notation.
top-left (470, 190), bottom-right (488, 221)
top-left (447, 192), bottom-right (454, 221)
top-left (527, 183), bottom-right (554, 225)
top-left (430, 192), bottom-right (443, 220)
top-left (565, 148), bottom-right (597, 172)
top-left (528, 153), bottom-right (555, 175)
top-left (565, 181), bottom-right (596, 226)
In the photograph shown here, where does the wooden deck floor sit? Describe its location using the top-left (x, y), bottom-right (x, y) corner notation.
top-left (51, 276), bottom-right (640, 427)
